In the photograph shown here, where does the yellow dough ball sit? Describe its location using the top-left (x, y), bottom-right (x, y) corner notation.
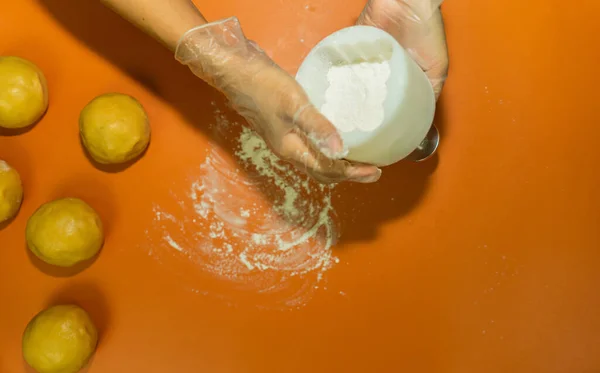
top-left (23, 304), bottom-right (98, 373)
top-left (0, 56), bottom-right (48, 129)
top-left (26, 198), bottom-right (104, 267)
top-left (0, 160), bottom-right (24, 223)
top-left (79, 93), bottom-right (150, 164)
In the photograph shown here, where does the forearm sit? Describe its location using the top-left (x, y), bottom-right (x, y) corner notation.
top-left (100, 0), bottom-right (207, 51)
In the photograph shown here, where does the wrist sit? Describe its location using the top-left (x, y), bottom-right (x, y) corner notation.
top-left (175, 18), bottom-right (265, 90)
top-left (161, 12), bottom-right (207, 51)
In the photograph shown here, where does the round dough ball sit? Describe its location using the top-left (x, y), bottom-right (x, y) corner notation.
top-left (23, 304), bottom-right (98, 373)
top-left (80, 93), bottom-right (150, 164)
top-left (26, 198), bottom-right (104, 267)
top-left (0, 160), bottom-right (24, 223)
top-left (0, 56), bottom-right (48, 129)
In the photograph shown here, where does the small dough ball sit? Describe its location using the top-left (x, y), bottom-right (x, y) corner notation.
top-left (23, 304), bottom-right (98, 373)
top-left (80, 93), bottom-right (150, 164)
top-left (0, 56), bottom-right (48, 129)
top-left (26, 198), bottom-right (104, 267)
top-left (0, 160), bottom-right (24, 223)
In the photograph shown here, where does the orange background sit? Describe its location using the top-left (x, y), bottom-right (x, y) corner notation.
top-left (2, 0), bottom-right (600, 372)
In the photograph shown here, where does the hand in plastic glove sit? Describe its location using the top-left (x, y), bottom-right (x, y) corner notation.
top-left (175, 17), bottom-right (382, 184)
top-left (358, 0), bottom-right (448, 99)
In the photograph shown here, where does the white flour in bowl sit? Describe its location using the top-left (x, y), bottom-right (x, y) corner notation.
top-left (320, 61), bottom-right (390, 133)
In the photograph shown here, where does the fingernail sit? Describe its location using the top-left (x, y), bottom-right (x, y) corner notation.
top-left (313, 133), bottom-right (346, 159)
top-left (320, 144), bottom-right (349, 159)
top-left (350, 169), bottom-right (382, 183)
top-left (326, 133), bottom-right (343, 151)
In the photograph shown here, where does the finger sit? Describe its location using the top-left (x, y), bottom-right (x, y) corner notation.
top-left (358, 2), bottom-right (448, 100)
top-left (279, 131), bottom-right (381, 183)
top-left (422, 10), bottom-right (448, 99)
top-left (278, 131), bottom-right (346, 182)
top-left (344, 163), bottom-right (383, 184)
top-left (291, 98), bottom-right (346, 159)
top-left (402, 9), bottom-right (447, 99)
top-left (257, 67), bottom-right (346, 159)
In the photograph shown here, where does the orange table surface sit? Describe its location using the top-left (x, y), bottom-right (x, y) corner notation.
top-left (2, 0), bottom-right (600, 372)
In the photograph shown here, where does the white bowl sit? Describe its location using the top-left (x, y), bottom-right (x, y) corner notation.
top-left (296, 26), bottom-right (435, 166)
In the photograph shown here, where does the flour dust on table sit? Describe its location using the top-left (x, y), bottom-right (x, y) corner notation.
top-left (146, 105), bottom-right (339, 309)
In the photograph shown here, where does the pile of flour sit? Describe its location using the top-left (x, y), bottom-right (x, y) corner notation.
top-left (320, 60), bottom-right (390, 133)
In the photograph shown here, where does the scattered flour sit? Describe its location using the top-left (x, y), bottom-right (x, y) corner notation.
top-left (320, 61), bottom-right (390, 133)
top-left (163, 234), bottom-right (183, 252)
top-left (147, 105), bottom-right (339, 308)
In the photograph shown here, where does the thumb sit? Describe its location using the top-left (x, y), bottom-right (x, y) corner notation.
top-left (293, 103), bottom-right (346, 159)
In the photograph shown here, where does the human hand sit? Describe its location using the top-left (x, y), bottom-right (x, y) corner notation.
top-left (175, 17), bottom-right (382, 184)
top-left (358, 0), bottom-right (448, 99)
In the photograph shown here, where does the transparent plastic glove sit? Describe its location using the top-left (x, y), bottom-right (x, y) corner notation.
top-left (175, 17), bottom-right (381, 184)
top-left (358, 0), bottom-right (448, 99)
